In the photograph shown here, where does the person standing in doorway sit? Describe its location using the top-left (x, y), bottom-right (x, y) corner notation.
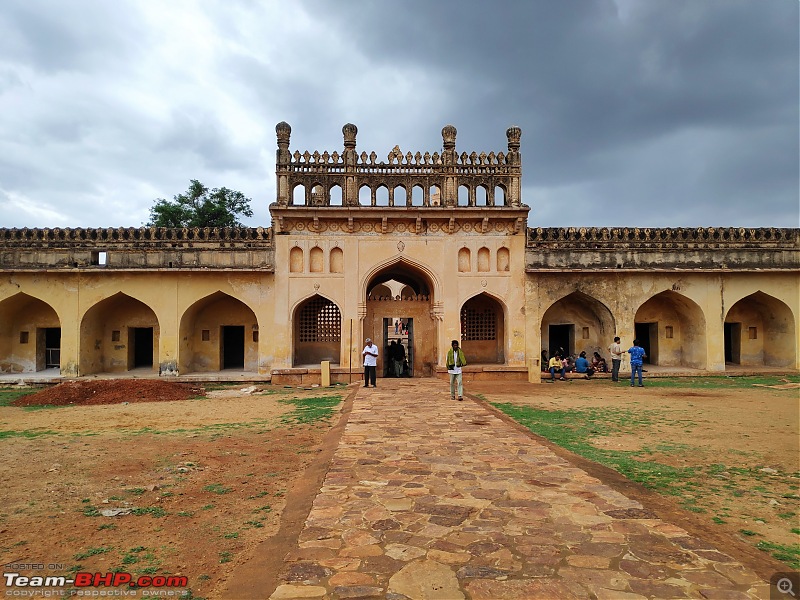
top-left (628, 339), bottom-right (646, 387)
top-left (394, 319), bottom-right (400, 334)
top-left (395, 340), bottom-right (406, 377)
top-left (608, 336), bottom-right (623, 382)
top-left (447, 339), bottom-right (467, 401)
top-left (362, 337), bottom-right (378, 388)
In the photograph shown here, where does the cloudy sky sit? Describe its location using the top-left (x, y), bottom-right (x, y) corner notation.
top-left (0, 0), bottom-right (797, 229)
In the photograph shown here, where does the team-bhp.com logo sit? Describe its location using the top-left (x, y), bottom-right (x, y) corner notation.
top-left (5, 571), bottom-right (188, 594)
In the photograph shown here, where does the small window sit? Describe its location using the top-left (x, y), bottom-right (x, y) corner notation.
top-left (19, 331), bottom-right (29, 344)
top-left (665, 326), bottom-right (673, 339)
top-left (111, 330), bottom-right (120, 342)
top-left (253, 330), bottom-right (259, 343)
top-left (201, 330), bottom-right (210, 342)
top-left (98, 251), bottom-right (107, 266)
top-left (582, 327), bottom-right (590, 339)
top-left (748, 327), bottom-right (758, 340)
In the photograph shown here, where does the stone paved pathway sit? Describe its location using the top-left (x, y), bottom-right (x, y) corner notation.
top-left (269, 379), bottom-right (770, 599)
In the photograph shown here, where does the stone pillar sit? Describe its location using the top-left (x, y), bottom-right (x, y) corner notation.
top-left (275, 122), bottom-right (292, 206)
top-left (506, 126), bottom-right (521, 207)
top-left (343, 123), bottom-right (358, 206)
top-left (441, 125), bottom-right (457, 206)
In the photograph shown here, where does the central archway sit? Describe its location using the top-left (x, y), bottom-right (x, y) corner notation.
top-left (364, 259), bottom-right (438, 377)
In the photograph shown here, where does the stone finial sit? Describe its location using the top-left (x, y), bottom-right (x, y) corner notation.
top-left (342, 123), bottom-right (358, 149)
top-left (506, 126), bottom-right (521, 151)
top-left (442, 125), bottom-right (457, 150)
top-left (276, 121), bottom-right (291, 147)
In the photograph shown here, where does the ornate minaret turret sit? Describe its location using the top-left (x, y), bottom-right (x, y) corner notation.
top-left (441, 125), bottom-right (457, 206)
top-left (342, 123), bottom-right (358, 206)
top-left (506, 126), bottom-right (522, 206)
top-left (275, 121), bottom-right (292, 206)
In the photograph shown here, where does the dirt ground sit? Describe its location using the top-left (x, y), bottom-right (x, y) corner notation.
top-left (0, 377), bottom-right (797, 598)
top-left (469, 378), bottom-right (800, 565)
top-left (0, 381), bottom-right (347, 599)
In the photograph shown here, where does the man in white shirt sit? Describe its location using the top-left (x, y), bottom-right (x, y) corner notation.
top-left (608, 336), bottom-right (623, 382)
top-left (362, 337), bottom-right (379, 388)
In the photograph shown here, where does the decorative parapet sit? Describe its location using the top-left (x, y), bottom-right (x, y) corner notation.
top-left (0, 227), bottom-right (274, 271)
top-left (527, 227), bottom-right (797, 246)
top-left (0, 226), bottom-right (272, 245)
top-left (526, 227), bottom-right (800, 271)
top-left (274, 123), bottom-right (523, 208)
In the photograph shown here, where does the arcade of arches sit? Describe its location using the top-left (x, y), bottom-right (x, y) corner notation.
top-left (0, 123), bottom-right (797, 380)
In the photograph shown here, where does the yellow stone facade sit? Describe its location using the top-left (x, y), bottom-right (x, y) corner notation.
top-left (1, 124), bottom-right (798, 382)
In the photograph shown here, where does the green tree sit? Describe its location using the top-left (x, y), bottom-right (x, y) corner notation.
top-left (148, 180), bottom-right (254, 228)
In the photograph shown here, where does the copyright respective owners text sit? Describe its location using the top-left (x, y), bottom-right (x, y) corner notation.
top-left (773, 572), bottom-right (800, 600)
top-left (3, 563), bottom-right (190, 597)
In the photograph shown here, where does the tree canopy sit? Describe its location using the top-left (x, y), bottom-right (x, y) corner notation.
top-left (148, 180), bottom-right (254, 228)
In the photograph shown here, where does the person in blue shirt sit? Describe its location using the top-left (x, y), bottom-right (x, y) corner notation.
top-left (628, 339), bottom-right (647, 387)
top-left (574, 351), bottom-right (594, 379)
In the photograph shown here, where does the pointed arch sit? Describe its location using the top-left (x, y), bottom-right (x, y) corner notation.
top-left (362, 256), bottom-right (441, 302)
top-left (460, 292), bottom-right (506, 364)
top-left (375, 185), bottom-right (389, 206)
top-left (724, 291), bottom-right (795, 367)
top-left (477, 247), bottom-right (491, 272)
top-left (293, 294), bottom-right (341, 366)
top-left (289, 246), bottom-right (304, 273)
top-left (330, 247), bottom-right (343, 273)
top-left (292, 183), bottom-right (306, 206)
top-left (497, 247), bottom-right (510, 272)
top-left (0, 293), bottom-right (61, 373)
top-left (79, 292), bottom-right (160, 375)
top-left (634, 290), bottom-right (706, 369)
top-left (179, 291), bottom-right (259, 374)
top-left (358, 185), bottom-right (372, 206)
top-left (541, 291), bottom-right (616, 359)
top-left (411, 185), bottom-right (424, 206)
top-left (310, 246), bottom-right (324, 273)
top-left (458, 247), bottom-right (471, 273)
top-left (329, 184), bottom-right (343, 206)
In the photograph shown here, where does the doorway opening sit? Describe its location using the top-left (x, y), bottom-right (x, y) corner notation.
top-left (383, 317), bottom-right (413, 377)
top-left (634, 322), bottom-right (656, 364)
top-left (44, 327), bottom-right (61, 369)
top-left (724, 322), bottom-right (741, 364)
top-left (221, 326), bottom-right (245, 369)
top-left (131, 327), bottom-right (154, 369)
top-left (548, 324), bottom-right (573, 358)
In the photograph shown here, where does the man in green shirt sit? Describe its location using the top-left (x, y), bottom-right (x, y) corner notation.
top-left (446, 339), bottom-right (467, 401)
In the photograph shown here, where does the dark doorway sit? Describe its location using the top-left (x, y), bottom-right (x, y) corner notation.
top-left (549, 324), bottom-right (573, 358)
top-left (222, 326), bottom-right (245, 369)
top-left (132, 327), bottom-right (154, 368)
top-left (45, 328), bottom-right (61, 368)
top-left (382, 317), bottom-right (413, 377)
top-left (724, 322), bottom-right (741, 364)
top-left (634, 322), bottom-right (656, 364)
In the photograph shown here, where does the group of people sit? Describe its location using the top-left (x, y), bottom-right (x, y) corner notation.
top-left (544, 336), bottom-right (647, 387)
top-left (360, 337), bottom-right (410, 387)
top-left (386, 340), bottom-right (408, 377)
top-left (362, 338), bottom-right (467, 401)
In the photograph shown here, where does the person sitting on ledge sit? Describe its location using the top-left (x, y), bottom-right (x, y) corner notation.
top-left (575, 351), bottom-right (594, 379)
top-left (548, 353), bottom-right (566, 382)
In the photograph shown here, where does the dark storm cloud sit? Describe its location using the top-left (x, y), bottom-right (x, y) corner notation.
top-left (0, 0), bottom-right (796, 228)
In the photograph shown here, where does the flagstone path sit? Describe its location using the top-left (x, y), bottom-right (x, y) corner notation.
top-left (267, 379), bottom-right (771, 599)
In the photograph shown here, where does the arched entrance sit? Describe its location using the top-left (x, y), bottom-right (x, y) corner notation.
top-left (0, 293), bottom-right (61, 373)
top-left (634, 291), bottom-right (706, 369)
top-left (725, 291), bottom-right (796, 367)
top-left (179, 292), bottom-right (259, 373)
top-left (80, 293), bottom-right (159, 375)
top-left (460, 293), bottom-right (505, 364)
top-left (541, 291), bottom-right (615, 359)
top-left (293, 295), bottom-right (341, 366)
top-left (364, 261), bottom-right (436, 377)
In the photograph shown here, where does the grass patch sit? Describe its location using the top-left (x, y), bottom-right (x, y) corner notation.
top-left (279, 395), bottom-right (341, 425)
top-left (643, 375), bottom-right (800, 389)
top-left (74, 547), bottom-right (113, 561)
top-left (0, 429), bottom-right (60, 440)
top-left (130, 507), bottom-right (167, 518)
top-left (756, 540), bottom-right (800, 570)
top-left (0, 386), bottom-right (41, 406)
top-left (203, 484), bottom-right (232, 495)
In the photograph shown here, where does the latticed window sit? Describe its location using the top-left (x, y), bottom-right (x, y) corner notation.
top-left (298, 297), bottom-right (341, 342)
top-left (461, 306), bottom-right (496, 341)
